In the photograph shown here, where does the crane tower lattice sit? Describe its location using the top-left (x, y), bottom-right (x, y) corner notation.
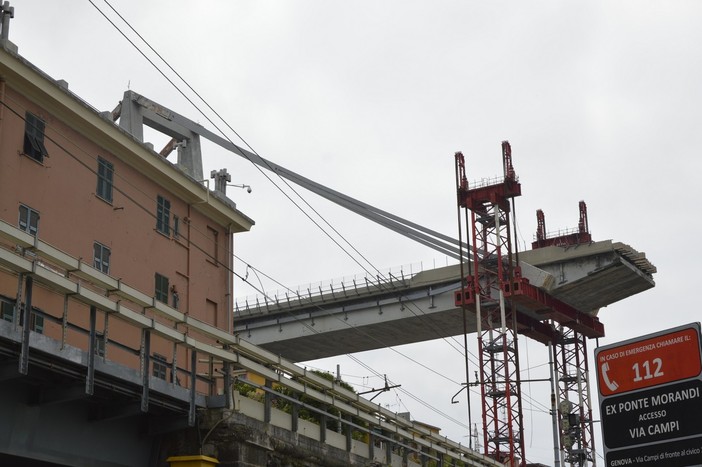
top-left (454, 144), bottom-right (601, 467)
top-left (455, 142), bottom-right (526, 466)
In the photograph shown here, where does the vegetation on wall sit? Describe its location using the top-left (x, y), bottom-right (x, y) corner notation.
top-left (234, 370), bottom-right (368, 441)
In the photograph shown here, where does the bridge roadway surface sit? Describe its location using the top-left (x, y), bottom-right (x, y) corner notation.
top-left (234, 240), bottom-right (656, 362)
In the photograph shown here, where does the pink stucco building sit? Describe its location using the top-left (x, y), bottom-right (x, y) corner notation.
top-left (0, 43), bottom-right (253, 392)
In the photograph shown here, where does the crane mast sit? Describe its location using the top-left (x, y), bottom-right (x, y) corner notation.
top-left (455, 144), bottom-right (600, 467)
top-left (533, 204), bottom-right (597, 467)
top-left (455, 142), bottom-right (526, 466)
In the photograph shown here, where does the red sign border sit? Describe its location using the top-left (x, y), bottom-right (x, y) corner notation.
top-left (595, 325), bottom-right (702, 397)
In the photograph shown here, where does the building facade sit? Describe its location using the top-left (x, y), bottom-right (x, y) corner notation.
top-left (0, 43), bottom-right (253, 393)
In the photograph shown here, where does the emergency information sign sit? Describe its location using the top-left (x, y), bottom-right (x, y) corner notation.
top-left (596, 323), bottom-right (702, 466)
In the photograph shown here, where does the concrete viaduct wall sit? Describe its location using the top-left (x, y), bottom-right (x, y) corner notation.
top-left (163, 408), bottom-right (410, 467)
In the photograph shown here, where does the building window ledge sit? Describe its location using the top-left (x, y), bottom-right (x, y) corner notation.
top-left (19, 150), bottom-right (47, 165)
top-left (94, 193), bottom-right (114, 206)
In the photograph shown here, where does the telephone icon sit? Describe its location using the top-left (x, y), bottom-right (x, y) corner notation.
top-left (601, 362), bottom-right (619, 392)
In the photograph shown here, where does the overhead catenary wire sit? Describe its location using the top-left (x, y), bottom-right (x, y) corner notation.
top-left (88, 0), bottom-right (475, 364)
top-left (0, 96), bottom-right (477, 433)
top-left (83, 0), bottom-right (488, 434)
top-left (87, 0), bottom-right (379, 280)
top-left (233, 259), bottom-right (471, 385)
top-left (1, 4), bottom-right (589, 462)
top-left (98, 1), bottom-right (466, 263)
top-left (75, 0), bottom-right (550, 441)
top-left (230, 259), bottom-right (555, 419)
top-left (234, 257), bottom-right (474, 359)
top-left (91, 0), bottom-right (467, 288)
top-left (4, 88), bottom-right (556, 449)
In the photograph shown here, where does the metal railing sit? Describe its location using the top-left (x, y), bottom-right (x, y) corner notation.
top-left (234, 259), bottom-right (454, 316)
top-left (0, 219), bottom-right (499, 466)
top-left (533, 226), bottom-right (583, 241)
top-left (469, 174), bottom-right (518, 190)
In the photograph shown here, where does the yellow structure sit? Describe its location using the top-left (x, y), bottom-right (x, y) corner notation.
top-left (166, 455), bottom-right (219, 467)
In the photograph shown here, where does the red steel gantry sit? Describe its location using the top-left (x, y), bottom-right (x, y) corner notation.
top-left (533, 204), bottom-right (597, 467)
top-left (454, 143), bottom-right (603, 466)
top-left (455, 141), bottom-right (526, 466)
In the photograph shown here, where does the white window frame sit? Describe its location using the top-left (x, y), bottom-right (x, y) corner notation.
top-left (93, 242), bottom-right (111, 274)
top-left (19, 204), bottom-right (39, 236)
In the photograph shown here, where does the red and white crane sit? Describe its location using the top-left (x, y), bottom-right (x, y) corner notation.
top-left (454, 143), bottom-right (600, 466)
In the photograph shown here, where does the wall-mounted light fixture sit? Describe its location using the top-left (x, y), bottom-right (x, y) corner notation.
top-left (227, 184), bottom-right (252, 194)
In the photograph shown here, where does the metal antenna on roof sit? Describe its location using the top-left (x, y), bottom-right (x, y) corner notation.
top-left (1, 1), bottom-right (15, 41)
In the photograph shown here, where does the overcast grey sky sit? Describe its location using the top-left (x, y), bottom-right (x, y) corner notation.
top-left (9, 1), bottom-right (702, 464)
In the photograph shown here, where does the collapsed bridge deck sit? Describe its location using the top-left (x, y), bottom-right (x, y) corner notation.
top-left (234, 240), bottom-right (655, 362)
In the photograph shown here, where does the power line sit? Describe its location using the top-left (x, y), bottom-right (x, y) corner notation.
top-left (87, 0), bottom-right (381, 281)
top-left (0, 95), bottom-right (474, 433)
top-left (82, 0), bottom-right (549, 438)
top-left (85, 0), bottom-right (485, 432)
top-left (234, 258), bottom-right (473, 359)
top-left (89, 0), bottom-right (476, 365)
top-left (5, 65), bottom-right (556, 449)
